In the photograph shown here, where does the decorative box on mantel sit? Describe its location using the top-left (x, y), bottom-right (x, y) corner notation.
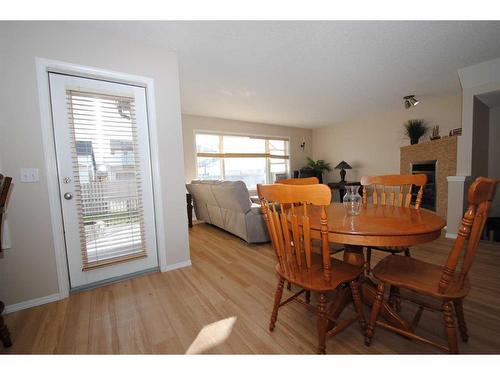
top-left (400, 136), bottom-right (457, 218)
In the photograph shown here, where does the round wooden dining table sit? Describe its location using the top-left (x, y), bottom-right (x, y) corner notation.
top-left (306, 203), bottom-right (446, 332)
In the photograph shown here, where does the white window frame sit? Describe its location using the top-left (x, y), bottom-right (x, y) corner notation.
top-left (193, 130), bottom-right (290, 192)
top-left (36, 58), bottom-right (169, 300)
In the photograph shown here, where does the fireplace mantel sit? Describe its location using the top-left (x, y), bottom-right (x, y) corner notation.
top-left (400, 136), bottom-right (458, 218)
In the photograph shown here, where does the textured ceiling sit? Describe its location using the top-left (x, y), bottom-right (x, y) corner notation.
top-left (79, 21), bottom-right (500, 128)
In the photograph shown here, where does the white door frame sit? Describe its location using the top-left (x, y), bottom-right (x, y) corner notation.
top-left (36, 58), bottom-right (168, 299)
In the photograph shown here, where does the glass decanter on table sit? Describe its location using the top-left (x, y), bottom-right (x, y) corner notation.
top-left (343, 185), bottom-right (362, 216)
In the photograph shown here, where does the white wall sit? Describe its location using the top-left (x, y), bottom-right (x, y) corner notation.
top-left (489, 106), bottom-right (500, 217)
top-left (312, 93), bottom-right (462, 183)
top-left (471, 97), bottom-right (490, 178)
top-left (0, 22), bottom-right (190, 307)
top-left (182, 114), bottom-right (313, 183)
top-left (447, 57), bottom-right (500, 237)
top-left (457, 57), bottom-right (500, 176)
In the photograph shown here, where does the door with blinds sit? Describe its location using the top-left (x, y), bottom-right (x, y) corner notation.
top-left (49, 73), bottom-right (158, 288)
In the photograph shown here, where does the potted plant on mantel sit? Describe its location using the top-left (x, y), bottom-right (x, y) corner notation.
top-left (404, 119), bottom-right (429, 145)
top-left (300, 157), bottom-right (332, 183)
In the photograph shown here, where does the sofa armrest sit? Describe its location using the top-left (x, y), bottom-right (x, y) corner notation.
top-left (245, 205), bottom-right (269, 243)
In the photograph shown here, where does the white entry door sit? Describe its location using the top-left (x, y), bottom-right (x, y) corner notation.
top-left (49, 73), bottom-right (158, 289)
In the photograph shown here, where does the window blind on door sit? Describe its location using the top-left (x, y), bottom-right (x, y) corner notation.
top-left (66, 89), bottom-right (147, 270)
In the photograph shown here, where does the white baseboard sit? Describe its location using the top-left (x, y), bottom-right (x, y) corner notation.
top-left (445, 232), bottom-right (458, 239)
top-left (4, 261), bottom-right (193, 312)
top-left (161, 260), bottom-right (192, 272)
top-left (5, 262), bottom-right (193, 313)
top-left (5, 293), bottom-right (62, 314)
top-left (4, 260), bottom-right (192, 313)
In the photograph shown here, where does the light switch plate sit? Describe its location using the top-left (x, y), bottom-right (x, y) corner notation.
top-left (20, 168), bottom-right (40, 183)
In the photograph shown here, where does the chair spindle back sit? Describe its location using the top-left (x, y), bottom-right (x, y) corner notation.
top-left (360, 174), bottom-right (427, 208)
top-left (276, 177), bottom-right (319, 185)
top-left (438, 177), bottom-right (498, 293)
top-left (257, 183), bottom-right (332, 281)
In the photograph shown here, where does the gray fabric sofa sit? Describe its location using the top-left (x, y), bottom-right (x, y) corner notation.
top-left (186, 180), bottom-right (269, 243)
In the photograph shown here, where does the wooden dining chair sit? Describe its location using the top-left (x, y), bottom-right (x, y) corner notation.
top-left (0, 174), bottom-right (13, 348)
top-left (276, 176), bottom-right (320, 185)
top-left (275, 175), bottom-right (345, 286)
top-left (0, 174), bottom-right (13, 253)
top-left (276, 176), bottom-right (322, 290)
top-left (257, 183), bottom-right (366, 354)
top-left (365, 177), bottom-right (498, 353)
top-left (360, 174), bottom-right (428, 276)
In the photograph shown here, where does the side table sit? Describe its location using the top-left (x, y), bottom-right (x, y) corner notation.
top-left (186, 193), bottom-right (193, 228)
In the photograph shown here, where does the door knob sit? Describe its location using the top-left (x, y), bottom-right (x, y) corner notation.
top-left (64, 192), bottom-right (73, 200)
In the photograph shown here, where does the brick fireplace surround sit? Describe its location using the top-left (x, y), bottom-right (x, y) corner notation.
top-left (400, 136), bottom-right (458, 218)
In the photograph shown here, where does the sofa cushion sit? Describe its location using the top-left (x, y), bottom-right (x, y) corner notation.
top-left (221, 208), bottom-right (248, 241)
top-left (186, 181), bottom-right (220, 223)
top-left (211, 181), bottom-right (252, 213)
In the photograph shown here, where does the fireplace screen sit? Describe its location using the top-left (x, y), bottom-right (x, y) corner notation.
top-left (411, 160), bottom-right (437, 211)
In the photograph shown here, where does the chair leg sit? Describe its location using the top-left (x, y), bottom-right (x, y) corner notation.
top-left (317, 293), bottom-right (328, 354)
top-left (388, 285), bottom-right (402, 313)
top-left (365, 282), bottom-right (385, 346)
top-left (305, 290), bottom-right (311, 304)
top-left (269, 277), bottom-right (285, 332)
top-left (365, 248), bottom-right (372, 275)
top-left (453, 299), bottom-right (469, 343)
top-left (404, 248), bottom-right (411, 257)
top-left (443, 301), bottom-right (459, 354)
top-left (350, 280), bottom-right (366, 331)
top-left (286, 281), bottom-right (292, 290)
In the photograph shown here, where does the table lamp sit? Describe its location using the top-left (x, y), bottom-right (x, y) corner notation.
top-left (334, 161), bottom-right (352, 182)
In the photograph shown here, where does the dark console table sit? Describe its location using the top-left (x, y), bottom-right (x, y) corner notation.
top-left (186, 193), bottom-right (193, 228)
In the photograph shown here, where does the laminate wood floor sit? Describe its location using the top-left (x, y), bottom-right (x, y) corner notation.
top-left (2, 222), bottom-right (500, 354)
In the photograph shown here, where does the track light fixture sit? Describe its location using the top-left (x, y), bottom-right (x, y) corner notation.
top-left (403, 95), bottom-right (419, 109)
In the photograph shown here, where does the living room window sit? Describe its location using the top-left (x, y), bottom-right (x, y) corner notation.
top-left (195, 132), bottom-right (290, 190)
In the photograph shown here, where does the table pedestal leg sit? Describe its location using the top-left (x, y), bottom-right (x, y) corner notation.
top-left (328, 245), bottom-right (411, 332)
top-left (343, 244), bottom-right (365, 267)
top-left (327, 285), bottom-right (351, 330)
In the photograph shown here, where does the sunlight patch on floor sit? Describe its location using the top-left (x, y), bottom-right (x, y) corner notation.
top-left (186, 317), bottom-right (237, 354)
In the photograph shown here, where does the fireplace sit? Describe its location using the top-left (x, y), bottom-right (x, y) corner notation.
top-left (411, 160), bottom-right (437, 211)
top-left (400, 136), bottom-right (457, 218)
